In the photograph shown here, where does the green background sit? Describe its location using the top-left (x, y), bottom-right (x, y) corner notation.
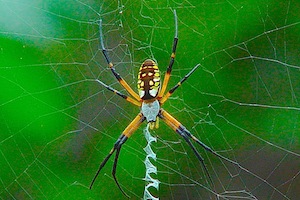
top-left (1, 0), bottom-right (299, 199)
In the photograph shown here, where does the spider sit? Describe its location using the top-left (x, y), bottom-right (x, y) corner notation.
top-left (90, 10), bottom-right (215, 197)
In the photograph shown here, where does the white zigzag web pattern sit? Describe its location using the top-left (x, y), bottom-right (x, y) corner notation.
top-left (143, 124), bottom-right (160, 200)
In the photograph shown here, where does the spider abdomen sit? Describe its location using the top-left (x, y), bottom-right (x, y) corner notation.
top-left (137, 59), bottom-right (160, 100)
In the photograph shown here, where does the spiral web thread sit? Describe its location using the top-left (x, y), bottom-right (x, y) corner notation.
top-left (143, 124), bottom-right (160, 200)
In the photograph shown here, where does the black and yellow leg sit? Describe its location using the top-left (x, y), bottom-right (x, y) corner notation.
top-left (158, 9), bottom-right (178, 98)
top-left (90, 113), bottom-right (145, 197)
top-left (159, 109), bottom-right (214, 188)
top-left (160, 63), bottom-right (200, 104)
top-left (96, 79), bottom-right (141, 107)
top-left (99, 19), bottom-right (141, 101)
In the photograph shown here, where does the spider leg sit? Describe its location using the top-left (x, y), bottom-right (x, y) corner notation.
top-left (96, 79), bottom-right (141, 106)
top-left (160, 63), bottom-right (201, 104)
top-left (89, 137), bottom-right (122, 189)
top-left (99, 19), bottom-right (140, 101)
top-left (158, 9), bottom-right (178, 98)
top-left (112, 139), bottom-right (129, 197)
top-left (159, 109), bottom-right (214, 187)
top-left (90, 113), bottom-right (145, 197)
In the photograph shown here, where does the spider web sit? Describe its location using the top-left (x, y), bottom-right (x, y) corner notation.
top-left (1, 0), bottom-right (300, 199)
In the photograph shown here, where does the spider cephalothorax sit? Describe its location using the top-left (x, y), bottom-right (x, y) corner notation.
top-left (90, 10), bottom-right (216, 198)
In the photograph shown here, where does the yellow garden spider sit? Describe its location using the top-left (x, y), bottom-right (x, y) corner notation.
top-left (90, 10), bottom-right (215, 197)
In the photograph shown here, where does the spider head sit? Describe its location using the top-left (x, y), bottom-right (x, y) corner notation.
top-left (137, 59), bottom-right (161, 100)
top-left (141, 100), bottom-right (160, 129)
